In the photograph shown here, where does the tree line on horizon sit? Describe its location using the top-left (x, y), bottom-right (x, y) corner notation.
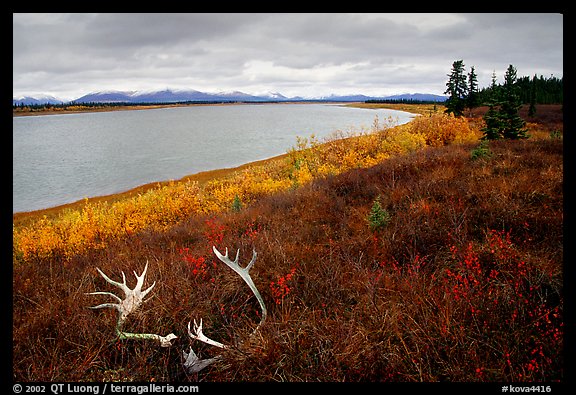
top-left (12, 100), bottom-right (241, 111)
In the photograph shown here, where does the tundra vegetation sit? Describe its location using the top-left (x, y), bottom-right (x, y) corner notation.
top-left (12, 103), bottom-right (563, 382)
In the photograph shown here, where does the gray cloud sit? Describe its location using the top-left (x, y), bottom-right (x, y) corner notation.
top-left (13, 13), bottom-right (563, 100)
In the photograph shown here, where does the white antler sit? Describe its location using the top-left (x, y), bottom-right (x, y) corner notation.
top-left (88, 262), bottom-right (155, 323)
top-left (212, 246), bottom-right (267, 329)
top-left (87, 251), bottom-right (267, 373)
top-left (184, 247), bottom-right (267, 374)
top-left (87, 262), bottom-right (177, 347)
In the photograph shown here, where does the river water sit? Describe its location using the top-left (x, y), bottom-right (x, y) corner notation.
top-left (13, 103), bottom-right (414, 213)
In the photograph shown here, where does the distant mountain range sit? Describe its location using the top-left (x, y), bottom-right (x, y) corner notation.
top-left (12, 94), bottom-right (65, 106)
top-left (13, 89), bottom-right (447, 106)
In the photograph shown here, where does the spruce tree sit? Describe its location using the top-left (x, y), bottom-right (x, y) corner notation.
top-left (481, 71), bottom-right (503, 140)
top-left (367, 196), bottom-right (390, 232)
top-left (466, 66), bottom-right (479, 116)
top-left (482, 105), bottom-right (503, 140)
top-left (444, 60), bottom-right (468, 117)
top-left (500, 65), bottom-right (528, 139)
top-left (528, 73), bottom-right (537, 117)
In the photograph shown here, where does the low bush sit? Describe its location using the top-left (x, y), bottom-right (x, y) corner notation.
top-left (470, 140), bottom-right (492, 160)
top-left (367, 196), bottom-right (391, 232)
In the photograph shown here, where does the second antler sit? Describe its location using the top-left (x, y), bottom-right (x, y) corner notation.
top-left (184, 246), bottom-right (267, 373)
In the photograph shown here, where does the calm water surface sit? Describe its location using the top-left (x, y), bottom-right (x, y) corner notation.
top-left (13, 103), bottom-right (414, 213)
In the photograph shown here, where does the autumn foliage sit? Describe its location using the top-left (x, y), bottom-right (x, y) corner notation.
top-left (12, 105), bottom-right (563, 382)
top-left (13, 112), bottom-right (479, 261)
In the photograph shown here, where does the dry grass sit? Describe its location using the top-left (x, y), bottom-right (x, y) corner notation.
top-left (12, 105), bottom-right (563, 382)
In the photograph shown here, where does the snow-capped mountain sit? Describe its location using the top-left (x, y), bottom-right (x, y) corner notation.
top-left (256, 91), bottom-right (289, 100)
top-left (317, 94), bottom-right (376, 102)
top-left (72, 89), bottom-right (271, 103)
top-left (72, 90), bottom-right (137, 103)
top-left (13, 95), bottom-right (64, 106)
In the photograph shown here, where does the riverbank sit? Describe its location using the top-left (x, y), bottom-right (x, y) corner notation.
top-left (15, 103), bottom-right (561, 229)
top-left (13, 103), bottom-right (192, 117)
top-left (15, 106), bottom-right (471, 260)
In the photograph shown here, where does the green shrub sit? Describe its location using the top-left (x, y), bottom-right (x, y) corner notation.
top-left (367, 196), bottom-right (390, 231)
top-left (471, 140), bottom-right (492, 161)
top-left (231, 194), bottom-right (242, 212)
top-left (549, 130), bottom-right (562, 140)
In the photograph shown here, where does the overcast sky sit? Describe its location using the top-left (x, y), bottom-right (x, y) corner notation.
top-left (13, 13), bottom-right (563, 101)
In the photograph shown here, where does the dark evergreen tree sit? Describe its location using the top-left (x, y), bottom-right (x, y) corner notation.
top-left (466, 66), bottom-right (479, 116)
top-left (444, 60), bottom-right (468, 117)
top-left (528, 74), bottom-right (537, 117)
top-left (478, 73), bottom-right (562, 106)
top-left (481, 71), bottom-right (504, 140)
top-left (500, 65), bottom-right (528, 139)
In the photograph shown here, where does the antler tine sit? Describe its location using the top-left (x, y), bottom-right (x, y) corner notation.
top-left (187, 319), bottom-right (228, 349)
top-left (245, 249), bottom-right (257, 272)
top-left (89, 302), bottom-right (120, 311)
top-left (133, 265), bottom-right (145, 289)
top-left (213, 247), bottom-right (257, 273)
top-left (135, 261), bottom-right (156, 299)
top-left (141, 280), bottom-right (156, 299)
top-left (135, 261), bottom-right (149, 285)
top-left (183, 347), bottom-right (223, 374)
top-left (213, 246), bottom-right (240, 271)
top-left (87, 291), bottom-right (122, 304)
top-left (95, 267), bottom-right (131, 296)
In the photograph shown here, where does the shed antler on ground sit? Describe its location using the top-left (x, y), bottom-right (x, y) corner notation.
top-left (87, 262), bottom-right (177, 347)
top-left (184, 246), bottom-right (267, 373)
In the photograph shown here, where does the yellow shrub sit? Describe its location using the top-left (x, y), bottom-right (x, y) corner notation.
top-left (13, 180), bottom-right (203, 261)
top-left (390, 128), bottom-right (428, 153)
top-left (291, 161), bottom-right (314, 187)
top-left (317, 162), bottom-right (339, 177)
top-left (410, 113), bottom-right (478, 146)
top-left (14, 217), bottom-right (62, 260)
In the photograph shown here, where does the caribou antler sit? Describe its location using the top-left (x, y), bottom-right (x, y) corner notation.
top-left (212, 246), bottom-right (267, 329)
top-left (184, 247), bottom-right (267, 373)
top-left (87, 262), bottom-right (177, 347)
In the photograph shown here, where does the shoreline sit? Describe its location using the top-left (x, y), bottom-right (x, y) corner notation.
top-left (13, 102), bottom-right (435, 224)
top-left (13, 153), bottom-right (289, 225)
